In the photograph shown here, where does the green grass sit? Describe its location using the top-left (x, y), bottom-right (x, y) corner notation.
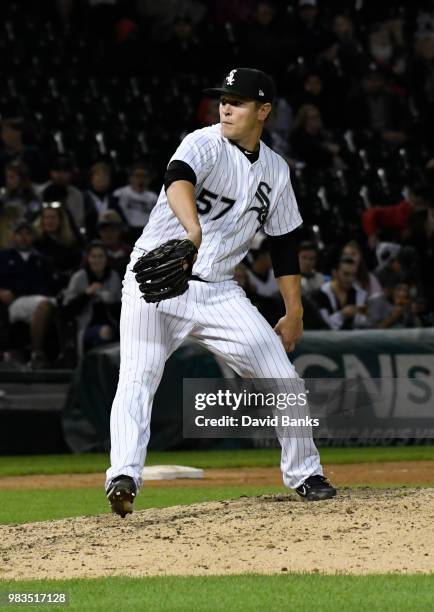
top-left (0, 485), bottom-right (287, 525)
top-left (0, 575), bottom-right (432, 611)
top-left (0, 445), bottom-right (433, 477)
top-left (1, 446), bottom-right (433, 525)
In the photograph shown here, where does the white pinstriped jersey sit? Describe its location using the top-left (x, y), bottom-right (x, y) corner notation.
top-left (108, 126), bottom-right (324, 494)
top-left (135, 123), bottom-right (302, 282)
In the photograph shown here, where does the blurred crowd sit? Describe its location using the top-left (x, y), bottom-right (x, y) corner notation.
top-left (0, 155), bottom-right (160, 368)
top-left (0, 0), bottom-right (434, 368)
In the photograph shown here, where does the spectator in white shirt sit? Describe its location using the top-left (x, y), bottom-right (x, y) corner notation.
top-left (311, 257), bottom-right (368, 330)
top-left (113, 162), bottom-right (158, 243)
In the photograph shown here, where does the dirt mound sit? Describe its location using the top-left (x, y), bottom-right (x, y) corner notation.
top-left (1, 488), bottom-right (433, 579)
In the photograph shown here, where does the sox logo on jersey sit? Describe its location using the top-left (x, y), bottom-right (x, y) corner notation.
top-left (106, 123), bottom-right (324, 493)
top-left (248, 181), bottom-right (272, 227)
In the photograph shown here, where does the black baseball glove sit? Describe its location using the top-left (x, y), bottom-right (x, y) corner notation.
top-left (133, 238), bottom-right (198, 303)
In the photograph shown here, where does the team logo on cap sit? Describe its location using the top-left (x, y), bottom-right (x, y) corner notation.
top-left (258, 89), bottom-right (264, 96)
top-left (226, 69), bottom-right (237, 86)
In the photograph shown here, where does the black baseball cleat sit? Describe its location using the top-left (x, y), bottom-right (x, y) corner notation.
top-left (106, 475), bottom-right (137, 517)
top-left (295, 475), bottom-right (337, 501)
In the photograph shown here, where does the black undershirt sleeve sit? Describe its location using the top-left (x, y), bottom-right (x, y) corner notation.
top-left (267, 227), bottom-right (301, 277)
top-left (164, 160), bottom-right (197, 191)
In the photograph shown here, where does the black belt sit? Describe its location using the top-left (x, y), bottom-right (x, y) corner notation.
top-left (190, 275), bottom-right (208, 283)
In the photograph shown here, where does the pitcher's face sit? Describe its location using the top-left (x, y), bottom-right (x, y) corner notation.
top-left (219, 96), bottom-right (268, 143)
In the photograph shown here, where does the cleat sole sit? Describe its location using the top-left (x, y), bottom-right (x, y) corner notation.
top-left (107, 485), bottom-right (136, 517)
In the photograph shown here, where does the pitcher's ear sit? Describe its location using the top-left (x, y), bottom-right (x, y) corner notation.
top-left (258, 102), bottom-right (272, 121)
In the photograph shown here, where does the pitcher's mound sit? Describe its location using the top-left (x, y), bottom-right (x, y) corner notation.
top-left (1, 488), bottom-right (433, 579)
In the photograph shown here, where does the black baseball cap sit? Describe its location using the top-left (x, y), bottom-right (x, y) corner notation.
top-left (203, 68), bottom-right (275, 103)
top-left (409, 180), bottom-right (433, 202)
top-left (13, 219), bottom-right (33, 233)
top-left (97, 210), bottom-right (123, 227)
top-left (51, 155), bottom-right (74, 171)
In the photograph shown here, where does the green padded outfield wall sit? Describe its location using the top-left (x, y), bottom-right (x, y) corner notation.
top-left (62, 329), bottom-right (434, 452)
top-left (293, 329), bottom-right (434, 380)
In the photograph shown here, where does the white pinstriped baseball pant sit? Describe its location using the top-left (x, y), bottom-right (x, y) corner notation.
top-left (106, 250), bottom-right (323, 490)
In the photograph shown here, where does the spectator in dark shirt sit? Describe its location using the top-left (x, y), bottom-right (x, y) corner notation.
top-left (413, 33), bottom-right (434, 107)
top-left (97, 210), bottom-right (132, 278)
top-left (0, 118), bottom-right (46, 185)
top-left (136, 0), bottom-right (207, 42)
top-left (244, 236), bottom-right (284, 325)
top-left (0, 161), bottom-right (41, 248)
top-left (155, 15), bottom-right (205, 74)
top-left (213, 0), bottom-right (254, 25)
top-left (84, 162), bottom-right (125, 239)
top-left (289, 0), bottom-right (329, 63)
top-left (411, 33), bottom-right (434, 153)
top-left (374, 246), bottom-right (423, 306)
top-left (0, 221), bottom-right (57, 367)
top-left (331, 14), bottom-right (365, 77)
top-left (401, 196), bottom-right (434, 312)
top-left (315, 29), bottom-right (360, 127)
top-left (298, 241), bottom-right (328, 329)
top-left (62, 241), bottom-right (122, 356)
top-left (0, 160), bottom-right (41, 221)
top-left (290, 104), bottom-right (344, 169)
top-left (40, 156), bottom-right (85, 232)
top-left (236, 1), bottom-right (287, 77)
top-left (346, 63), bottom-right (410, 147)
top-left (33, 202), bottom-right (82, 289)
top-left (291, 73), bottom-right (330, 124)
top-left (368, 282), bottom-right (425, 329)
